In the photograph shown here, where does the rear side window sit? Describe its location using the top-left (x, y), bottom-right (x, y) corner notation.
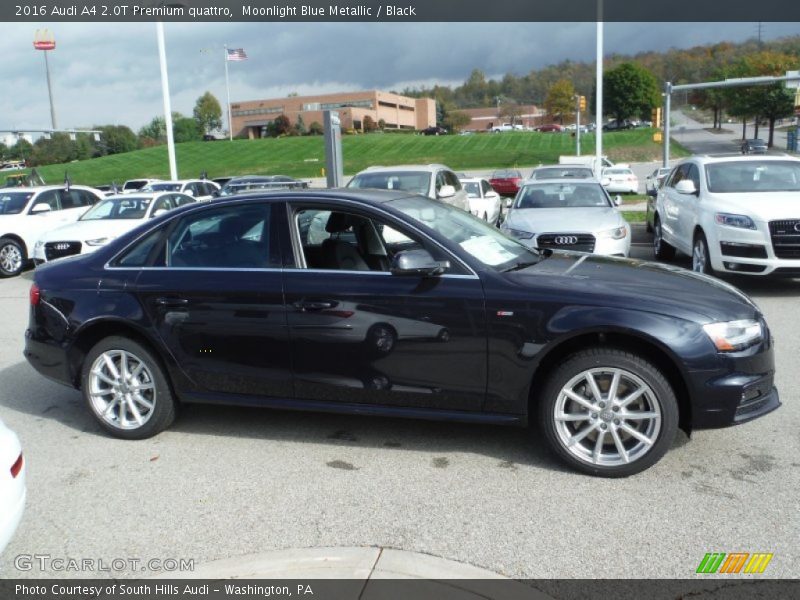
top-left (115, 229), bottom-right (164, 267)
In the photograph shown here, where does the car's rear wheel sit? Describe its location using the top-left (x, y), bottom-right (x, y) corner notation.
top-left (81, 336), bottom-right (176, 439)
top-left (0, 238), bottom-right (25, 278)
top-left (538, 348), bottom-right (678, 477)
top-left (366, 323), bottom-right (397, 356)
top-left (692, 231), bottom-right (713, 275)
top-left (653, 216), bottom-right (675, 260)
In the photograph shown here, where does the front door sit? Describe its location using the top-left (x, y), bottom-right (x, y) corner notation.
top-left (282, 202), bottom-right (487, 412)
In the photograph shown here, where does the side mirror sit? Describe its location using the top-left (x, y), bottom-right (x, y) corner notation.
top-left (184, 189), bottom-right (195, 197)
top-left (390, 249), bottom-right (449, 277)
top-left (600, 177), bottom-right (611, 187)
top-left (211, 190), bottom-right (220, 198)
top-left (614, 195), bottom-right (623, 206)
top-left (30, 203), bottom-right (52, 214)
top-left (646, 188), bottom-right (658, 198)
top-left (437, 185), bottom-right (456, 199)
top-left (485, 190), bottom-right (499, 199)
top-left (152, 208), bottom-right (168, 218)
top-left (675, 179), bottom-right (698, 195)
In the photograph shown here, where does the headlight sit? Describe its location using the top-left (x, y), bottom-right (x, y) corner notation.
top-left (503, 227), bottom-right (535, 240)
top-left (85, 237), bottom-right (110, 247)
top-left (702, 319), bottom-right (763, 352)
top-left (715, 213), bottom-right (755, 229)
top-left (599, 226), bottom-right (628, 240)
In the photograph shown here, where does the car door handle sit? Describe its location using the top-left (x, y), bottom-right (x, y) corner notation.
top-left (293, 300), bottom-right (335, 312)
top-left (155, 297), bottom-right (189, 308)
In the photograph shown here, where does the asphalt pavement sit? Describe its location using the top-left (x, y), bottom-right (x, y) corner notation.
top-left (0, 236), bottom-right (797, 579)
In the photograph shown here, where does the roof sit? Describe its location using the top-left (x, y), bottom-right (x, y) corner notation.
top-left (194, 188), bottom-right (419, 206)
top-left (520, 177), bottom-right (601, 186)
top-left (360, 164), bottom-right (452, 173)
top-left (685, 154), bottom-right (800, 164)
top-left (0, 184), bottom-right (99, 192)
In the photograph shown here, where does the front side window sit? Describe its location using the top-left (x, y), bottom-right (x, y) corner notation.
top-left (705, 160), bottom-right (800, 193)
top-left (463, 182), bottom-right (481, 198)
top-left (166, 204), bottom-right (275, 268)
top-left (33, 190), bottom-right (61, 212)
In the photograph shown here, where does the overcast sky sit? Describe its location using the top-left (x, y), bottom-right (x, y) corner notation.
top-left (1, 21), bottom-right (797, 132)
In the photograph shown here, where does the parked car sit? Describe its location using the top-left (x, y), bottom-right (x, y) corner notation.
top-left (652, 155), bottom-right (800, 276)
top-left (459, 177), bottom-right (503, 225)
top-left (535, 124), bottom-right (564, 133)
top-left (212, 176), bottom-right (235, 188)
top-left (529, 166), bottom-right (595, 180)
top-left (347, 164), bottom-right (470, 212)
top-left (218, 175), bottom-right (309, 197)
top-left (421, 126), bottom-right (448, 136)
top-left (603, 119), bottom-right (633, 131)
top-left (502, 179), bottom-right (630, 257)
top-left (491, 123), bottom-right (524, 133)
top-left (488, 169), bottom-right (524, 197)
top-left (33, 192), bottom-right (195, 264)
top-left (141, 179), bottom-right (220, 202)
top-left (741, 139), bottom-right (768, 155)
top-left (602, 167), bottom-right (639, 194)
top-left (0, 185), bottom-right (105, 277)
top-left (122, 179), bottom-right (159, 194)
top-left (24, 190), bottom-right (780, 477)
top-left (0, 417), bottom-right (25, 554)
top-left (645, 167), bottom-right (672, 196)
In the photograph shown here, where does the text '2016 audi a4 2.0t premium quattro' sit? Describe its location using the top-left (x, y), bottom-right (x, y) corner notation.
top-left (24, 190), bottom-right (780, 477)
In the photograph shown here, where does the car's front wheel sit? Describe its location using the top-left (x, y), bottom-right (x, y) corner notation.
top-left (653, 216), bottom-right (675, 260)
top-left (81, 336), bottom-right (176, 439)
top-left (692, 231), bottom-right (713, 275)
top-left (538, 348), bottom-right (678, 477)
top-left (0, 238), bottom-right (26, 278)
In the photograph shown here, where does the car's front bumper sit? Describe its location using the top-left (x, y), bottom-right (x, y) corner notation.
top-left (707, 223), bottom-right (800, 276)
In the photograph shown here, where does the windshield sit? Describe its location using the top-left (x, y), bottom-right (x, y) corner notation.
top-left (531, 167), bottom-right (594, 179)
top-left (705, 161), bottom-right (800, 193)
top-left (347, 171), bottom-right (432, 196)
top-left (387, 195), bottom-right (538, 271)
top-left (0, 192), bottom-right (33, 215)
top-left (81, 196), bottom-right (152, 220)
top-left (145, 183), bottom-right (181, 192)
top-left (515, 182), bottom-right (611, 209)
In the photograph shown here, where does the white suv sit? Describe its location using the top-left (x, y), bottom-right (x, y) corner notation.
top-left (653, 155), bottom-right (800, 276)
top-left (346, 164), bottom-right (470, 213)
top-left (0, 185), bottom-right (104, 277)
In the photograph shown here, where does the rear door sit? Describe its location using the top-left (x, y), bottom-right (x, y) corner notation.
top-left (133, 201), bottom-right (292, 399)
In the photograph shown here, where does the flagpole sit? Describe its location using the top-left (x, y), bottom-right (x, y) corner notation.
top-left (224, 44), bottom-right (233, 141)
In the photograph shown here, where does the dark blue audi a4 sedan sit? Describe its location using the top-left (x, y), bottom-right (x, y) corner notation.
top-left (24, 190), bottom-right (780, 476)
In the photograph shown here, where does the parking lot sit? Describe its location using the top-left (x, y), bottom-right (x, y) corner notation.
top-left (0, 229), bottom-right (797, 579)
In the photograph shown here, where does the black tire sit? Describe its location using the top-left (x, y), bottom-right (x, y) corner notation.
top-left (692, 231), bottom-right (713, 275)
top-left (645, 204), bottom-right (653, 233)
top-left (537, 347), bottom-right (679, 477)
top-left (81, 336), bottom-right (176, 439)
top-left (0, 237), bottom-right (26, 278)
top-left (365, 323), bottom-right (397, 356)
top-left (652, 216), bottom-right (675, 261)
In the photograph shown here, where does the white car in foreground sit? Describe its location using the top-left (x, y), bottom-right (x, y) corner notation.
top-left (653, 155), bottom-right (800, 276)
top-left (602, 166), bottom-right (639, 194)
top-left (459, 177), bottom-right (503, 224)
top-left (33, 192), bottom-right (195, 264)
top-left (0, 418), bottom-right (25, 554)
top-left (0, 185), bottom-right (105, 277)
top-left (501, 178), bottom-right (631, 256)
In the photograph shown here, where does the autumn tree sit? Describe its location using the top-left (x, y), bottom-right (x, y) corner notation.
top-left (443, 110), bottom-right (471, 132)
top-left (600, 63), bottom-right (660, 124)
top-left (193, 92), bottom-right (223, 134)
top-left (544, 79), bottom-right (576, 124)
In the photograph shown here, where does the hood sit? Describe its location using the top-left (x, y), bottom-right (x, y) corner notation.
top-left (506, 207), bottom-right (624, 235)
top-left (508, 253), bottom-right (759, 323)
top-left (706, 191), bottom-right (800, 221)
top-left (38, 219), bottom-right (145, 244)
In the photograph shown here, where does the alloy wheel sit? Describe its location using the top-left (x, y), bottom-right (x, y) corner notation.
top-left (88, 350), bottom-right (157, 430)
top-left (0, 243), bottom-right (22, 276)
top-left (553, 367), bottom-right (662, 467)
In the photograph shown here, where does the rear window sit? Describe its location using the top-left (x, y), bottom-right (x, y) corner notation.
top-left (0, 192), bottom-right (33, 215)
top-left (347, 171), bottom-right (431, 196)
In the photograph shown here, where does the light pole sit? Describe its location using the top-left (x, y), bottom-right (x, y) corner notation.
top-left (33, 30), bottom-right (58, 130)
top-left (595, 4), bottom-right (603, 176)
top-left (156, 21), bottom-right (178, 180)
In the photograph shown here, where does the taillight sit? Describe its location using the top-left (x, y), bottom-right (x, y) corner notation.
top-left (10, 453), bottom-right (23, 478)
top-left (30, 284), bottom-right (40, 306)
top-left (321, 310), bottom-right (355, 319)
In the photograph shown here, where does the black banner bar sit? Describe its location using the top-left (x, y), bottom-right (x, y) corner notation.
top-left (1, 579), bottom-right (799, 600)
top-left (4, 0), bottom-right (800, 22)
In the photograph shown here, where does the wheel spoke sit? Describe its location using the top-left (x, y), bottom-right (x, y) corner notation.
top-left (132, 381), bottom-right (154, 392)
top-left (104, 396), bottom-right (121, 417)
top-left (120, 353), bottom-right (130, 379)
top-left (127, 398), bottom-right (143, 425)
top-left (555, 412), bottom-right (591, 422)
top-left (585, 372), bottom-right (603, 402)
top-left (620, 423), bottom-right (654, 446)
top-left (593, 430), bottom-right (607, 462)
top-left (93, 371), bottom-right (117, 387)
top-left (618, 387), bottom-right (646, 408)
top-left (567, 422), bottom-right (600, 447)
top-left (102, 354), bottom-right (121, 380)
top-left (132, 393), bottom-right (153, 410)
top-left (563, 389), bottom-right (596, 411)
top-left (610, 427), bottom-right (629, 463)
top-left (607, 370), bottom-right (622, 403)
top-left (621, 410), bottom-right (659, 421)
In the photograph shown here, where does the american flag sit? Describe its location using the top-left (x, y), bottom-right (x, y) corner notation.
top-left (226, 48), bottom-right (248, 62)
